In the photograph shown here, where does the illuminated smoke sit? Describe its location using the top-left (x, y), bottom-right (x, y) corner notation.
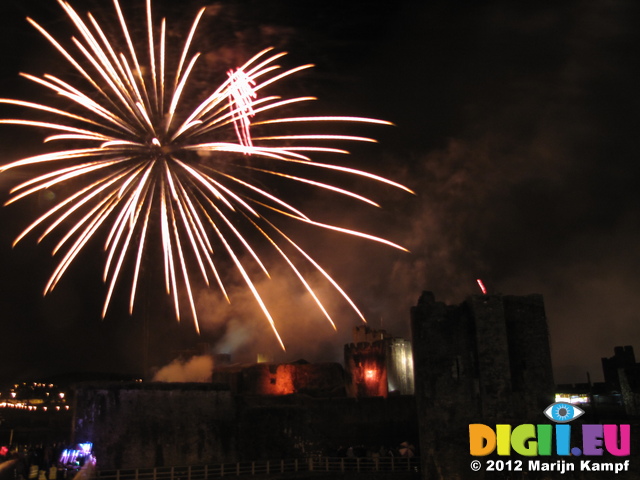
top-left (152, 354), bottom-right (214, 382)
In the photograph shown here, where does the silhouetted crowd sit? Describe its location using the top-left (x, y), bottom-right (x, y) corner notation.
top-left (333, 442), bottom-right (415, 459)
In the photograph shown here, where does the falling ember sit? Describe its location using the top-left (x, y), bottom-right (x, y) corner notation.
top-left (476, 279), bottom-right (487, 295)
top-left (0, 0), bottom-right (413, 349)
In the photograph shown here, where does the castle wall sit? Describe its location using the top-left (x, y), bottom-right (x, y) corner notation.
top-left (72, 383), bottom-right (236, 469)
top-left (410, 292), bottom-right (479, 480)
top-left (467, 295), bottom-right (513, 418)
top-left (72, 383), bottom-right (417, 469)
top-left (235, 395), bottom-right (418, 459)
top-left (503, 294), bottom-right (555, 412)
top-left (411, 291), bottom-right (555, 479)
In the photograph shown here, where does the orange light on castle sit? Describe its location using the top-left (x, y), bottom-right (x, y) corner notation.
top-left (365, 369), bottom-right (378, 382)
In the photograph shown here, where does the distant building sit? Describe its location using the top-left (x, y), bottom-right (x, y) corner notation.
top-left (602, 345), bottom-right (640, 416)
top-left (411, 291), bottom-right (554, 479)
top-left (344, 326), bottom-right (415, 398)
top-left (602, 345), bottom-right (636, 390)
top-left (554, 382), bottom-right (623, 417)
top-left (550, 345), bottom-right (640, 417)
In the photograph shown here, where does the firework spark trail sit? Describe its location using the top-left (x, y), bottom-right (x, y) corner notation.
top-left (0, 0), bottom-right (414, 349)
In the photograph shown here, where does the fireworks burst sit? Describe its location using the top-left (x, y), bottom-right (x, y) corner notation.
top-left (0, 0), bottom-right (412, 349)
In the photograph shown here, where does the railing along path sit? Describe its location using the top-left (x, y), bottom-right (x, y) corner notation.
top-left (96, 456), bottom-right (419, 479)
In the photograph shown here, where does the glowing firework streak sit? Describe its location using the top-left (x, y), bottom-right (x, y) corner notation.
top-left (476, 279), bottom-right (487, 295)
top-left (0, 0), bottom-right (413, 349)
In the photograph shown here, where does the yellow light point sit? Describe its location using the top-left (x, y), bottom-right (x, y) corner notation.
top-left (0, 0), bottom-right (412, 349)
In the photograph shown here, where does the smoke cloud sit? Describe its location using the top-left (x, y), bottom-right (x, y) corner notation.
top-left (190, 0), bottom-right (640, 384)
top-left (195, 258), bottom-right (354, 364)
top-left (152, 355), bottom-right (214, 383)
top-left (359, 0), bottom-right (640, 383)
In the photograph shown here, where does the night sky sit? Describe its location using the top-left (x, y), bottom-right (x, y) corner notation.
top-left (1, 0), bottom-right (639, 385)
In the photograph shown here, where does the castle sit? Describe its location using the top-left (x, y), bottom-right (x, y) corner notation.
top-left (71, 290), bottom-right (561, 478)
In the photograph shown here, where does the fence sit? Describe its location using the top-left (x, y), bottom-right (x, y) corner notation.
top-left (96, 456), bottom-right (420, 479)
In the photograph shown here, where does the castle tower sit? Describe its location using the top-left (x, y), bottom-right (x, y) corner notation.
top-left (344, 326), bottom-right (415, 398)
top-left (411, 291), bottom-right (554, 479)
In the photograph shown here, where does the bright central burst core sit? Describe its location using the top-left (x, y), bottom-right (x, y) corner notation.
top-left (148, 137), bottom-right (174, 156)
top-left (0, 0), bottom-right (413, 349)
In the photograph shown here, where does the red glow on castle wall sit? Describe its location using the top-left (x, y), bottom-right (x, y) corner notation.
top-left (212, 362), bottom-right (346, 396)
top-left (345, 340), bottom-right (388, 398)
top-left (264, 366), bottom-right (295, 395)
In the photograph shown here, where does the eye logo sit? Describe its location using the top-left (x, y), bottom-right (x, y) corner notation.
top-left (543, 402), bottom-right (585, 423)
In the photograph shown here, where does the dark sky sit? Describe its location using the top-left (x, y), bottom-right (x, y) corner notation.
top-left (0, 0), bottom-right (639, 385)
